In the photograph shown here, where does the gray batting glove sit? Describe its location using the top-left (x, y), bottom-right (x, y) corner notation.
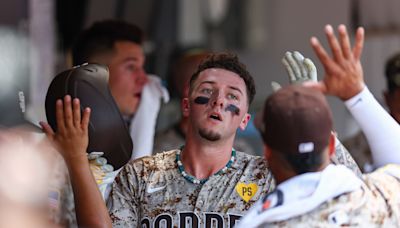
top-left (87, 151), bottom-right (114, 172)
top-left (271, 51), bottom-right (317, 91)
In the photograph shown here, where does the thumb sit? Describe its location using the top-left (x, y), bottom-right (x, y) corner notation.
top-left (271, 81), bottom-right (282, 92)
top-left (302, 81), bottom-right (327, 94)
top-left (39, 121), bottom-right (55, 139)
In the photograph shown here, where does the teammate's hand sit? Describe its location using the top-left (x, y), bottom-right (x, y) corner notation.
top-left (40, 95), bottom-right (91, 165)
top-left (272, 51), bottom-right (317, 91)
top-left (307, 24), bottom-right (365, 100)
top-left (282, 51), bottom-right (317, 84)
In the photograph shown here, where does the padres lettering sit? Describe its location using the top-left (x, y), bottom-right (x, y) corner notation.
top-left (141, 212), bottom-right (241, 228)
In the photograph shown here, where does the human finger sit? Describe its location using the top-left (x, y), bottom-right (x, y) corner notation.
top-left (282, 56), bottom-right (296, 82)
top-left (285, 52), bottom-right (301, 81)
top-left (102, 164), bottom-right (114, 172)
top-left (39, 121), bottom-right (55, 139)
top-left (271, 81), bottom-right (282, 92)
top-left (63, 95), bottom-right (74, 128)
top-left (55, 99), bottom-right (65, 132)
top-left (81, 107), bottom-right (91, 131)
top-left (338, 24), bottom-right (352, 59)
top-left (88, 151), bottom-right (104, 160)
top-left (73, 98), bottom-right (81, 128)
top-left (324, 24), bottom-right (344, 63)
top-left (293, 51), bottom-right (308, 79)
top-left (352, 27), bottom-right (365, 61)
top-left (310, 37), bottom-right (335, 71)
top-left (304, 58), bottom-right (317, 82)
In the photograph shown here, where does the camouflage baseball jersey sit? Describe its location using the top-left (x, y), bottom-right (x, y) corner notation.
top-left (344, 131), bottom-right (374, 172)
top-left (242, 164), bottom-right (400, 227)
top-left (330, 136), bottom-right (363, 177)
top-left (107, 149), bottom-right (274, 227)
top-left (107, 143), bottom-right (360, 228)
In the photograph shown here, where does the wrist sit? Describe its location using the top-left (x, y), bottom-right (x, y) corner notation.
top-left (64, 152), bottom-right (90, 170)
top-left (344, 86), bottom-right (371, 107)
top-left (340, 83), bottom-right (365, 100)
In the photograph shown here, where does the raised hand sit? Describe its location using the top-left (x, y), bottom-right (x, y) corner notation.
top-left (282, 51), bottom-right (317, 83)
top-left (40, 95), bottom-right (91, 165)
top-left (272, 51), bottom-right (317, 92)
top-left (41, 96), bottom-right (112, 227)
top-left (307, 24), bottom-right (365, 100)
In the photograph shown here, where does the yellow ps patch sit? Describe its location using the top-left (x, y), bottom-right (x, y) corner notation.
top-left (236, 183), bottom-right (258, 202)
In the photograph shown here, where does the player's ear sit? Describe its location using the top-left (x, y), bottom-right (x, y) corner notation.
top-left (239, 113), bottom-right (251, 130)
top-left (182, 98), bottom-right (190, 117)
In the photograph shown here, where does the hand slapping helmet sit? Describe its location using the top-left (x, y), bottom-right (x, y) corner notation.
top-left (45, 64), bottom-right (133, 170)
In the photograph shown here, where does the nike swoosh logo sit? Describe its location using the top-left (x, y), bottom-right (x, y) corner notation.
top-left (146, 185), bottom-right (167, 194)
top-left (350, 97), bottom-right (363, 108)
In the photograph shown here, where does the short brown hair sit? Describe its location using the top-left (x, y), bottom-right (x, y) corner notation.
top-left (189, 52), bottom-right (256, 105)
top-left (72, 20), bottom-right (143, 66)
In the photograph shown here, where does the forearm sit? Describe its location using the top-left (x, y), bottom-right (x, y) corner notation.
top-left (66, 156), bottom-right (112, 228)
top-left (345, 86), bottom-right (400, 167)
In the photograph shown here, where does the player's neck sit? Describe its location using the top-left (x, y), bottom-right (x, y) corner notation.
top-left (182, 135), bottom-right (235, 180)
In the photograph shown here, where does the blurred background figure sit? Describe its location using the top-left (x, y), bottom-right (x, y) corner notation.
top-left (383, 53), bottom-right (400, 124)
top-left (0, 130), bottom-right (61, 228)
top-left (344, 52), bottom-right (400, 172)
top-left (71, 20), bottom-right (169, 159)
top-left (154, 48), bottom-right (256, 155)
top-left (0, 27), bottom-right (63, 228)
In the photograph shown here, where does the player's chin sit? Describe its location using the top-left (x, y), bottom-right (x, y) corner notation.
top-left (198, 128), bottom-right (221, 141)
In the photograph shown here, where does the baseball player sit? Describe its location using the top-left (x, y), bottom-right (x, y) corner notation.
top-left (42, 52), bottom-right (361, 227)
top-left (239, 24), bottom-right (400, 227)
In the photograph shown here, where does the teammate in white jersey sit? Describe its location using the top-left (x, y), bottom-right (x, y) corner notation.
top-left (239, 24), bottom-right (400, 227)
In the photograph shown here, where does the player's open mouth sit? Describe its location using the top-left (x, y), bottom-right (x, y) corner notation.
top-left (209, 113), bottom-right (222, 121)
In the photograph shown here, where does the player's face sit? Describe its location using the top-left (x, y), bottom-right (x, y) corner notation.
top-left (183, 68), bottom-right (251, 141)
top-left (108, 41), bottom-right (148, 116)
